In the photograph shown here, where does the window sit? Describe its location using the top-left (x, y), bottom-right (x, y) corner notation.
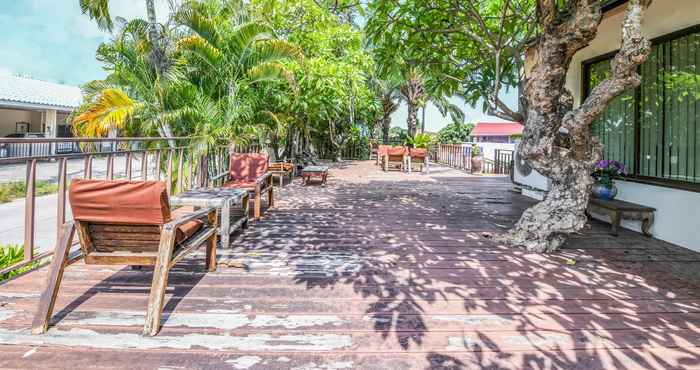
top-left (584, 25), bottom-right (700, 188)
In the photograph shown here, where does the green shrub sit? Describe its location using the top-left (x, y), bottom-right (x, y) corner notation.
top-left (0, 181), bottom-right (58, 204)
top-left (0, 244), bottom-right (37, 282)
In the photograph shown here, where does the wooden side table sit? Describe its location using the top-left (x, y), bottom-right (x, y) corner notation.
top-left (587, 198), bottom-right (656, 237)
top-left (171, 188), bottom-right (249, 248)
top-left (302, 165), bottom-right (329, 185)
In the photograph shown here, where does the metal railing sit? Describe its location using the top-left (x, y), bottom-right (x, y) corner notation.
top-left (0, 136), bottom-right (246, 277)
top-left (435, 144), bottom-right (513, 175)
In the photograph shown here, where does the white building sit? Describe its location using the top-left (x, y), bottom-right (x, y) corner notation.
top-left (0, 75), bottom-right (82, 157)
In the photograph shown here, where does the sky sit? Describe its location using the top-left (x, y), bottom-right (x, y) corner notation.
top-left (0, 0), bottom-right (517, 132)
top-left (0, 0), bottom-right (171, 84)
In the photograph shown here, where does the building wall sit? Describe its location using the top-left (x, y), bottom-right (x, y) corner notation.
top-left (0, 108), bottom-right (33, 136)
top-left (567, 0), bottom-right (700, 106)
top-left (562, 0), bottom-right (700, 251)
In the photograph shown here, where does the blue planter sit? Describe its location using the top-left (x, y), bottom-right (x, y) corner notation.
top-left (592, 182), bottom-right (617, 200)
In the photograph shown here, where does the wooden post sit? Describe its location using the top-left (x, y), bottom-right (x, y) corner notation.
top-left (143, 228), bottom-right (176, 336)
top-left (24, 159), bottom-right (37, 261)
top-left (32, 222), bottom-right (76, 334)
top-left (56, 158), bottom-right (67, 243)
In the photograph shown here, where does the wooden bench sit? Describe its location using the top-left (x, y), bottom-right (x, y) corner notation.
top-left (587, 198), bottom-right (656, 237)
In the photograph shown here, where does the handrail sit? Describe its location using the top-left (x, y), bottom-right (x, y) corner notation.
top-left (0, 136), bottom-right (251, 278)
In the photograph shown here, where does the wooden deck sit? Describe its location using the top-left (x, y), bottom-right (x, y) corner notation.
top-left (1, 161), bottom-right (700, 369)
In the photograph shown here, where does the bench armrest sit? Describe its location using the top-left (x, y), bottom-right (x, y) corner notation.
top-left (163, 207), bottom-right (217, 232)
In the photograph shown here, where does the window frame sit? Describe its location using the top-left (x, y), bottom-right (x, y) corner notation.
top-left (582, 23), bottom-right (700, 193)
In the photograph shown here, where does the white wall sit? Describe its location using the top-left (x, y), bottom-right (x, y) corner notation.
top-left (0, 108), bottom-right (33, 136)
top-left (569, 0), bottom-right (700, 252)
top-left (587, 180), bottom-right (700, 250)
top-left (471, 142), bottom-right (516, 161)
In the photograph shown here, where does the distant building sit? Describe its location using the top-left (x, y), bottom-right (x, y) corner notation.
top-left (0, 75), bottom-right (82, 138)
top-left (0, 76), bottom-right (82, 158)
top-left (470, 122), bottom-right (523, 143)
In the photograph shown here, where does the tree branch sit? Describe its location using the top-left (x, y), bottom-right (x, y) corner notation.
top-left (563, 0), bottom-right (650, 135)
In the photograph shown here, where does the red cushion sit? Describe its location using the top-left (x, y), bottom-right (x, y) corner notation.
top-left (377, 145), bottom-right (390, 156)
top-left (387, 146), bottom-right (407, 156)
top-left (409, 148), bottom-right (427, 158)
top-left (229, 153), bottom-right (268, 182)
top-left (69, 179), bottom-right (170, 225)
top-left (223, 179), bottom-right (257, 190)
top-left (171, 207), bottom-right (204, 244)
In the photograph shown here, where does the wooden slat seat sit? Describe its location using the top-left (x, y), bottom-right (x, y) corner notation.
top-left (32, 179), bottom-right (218, 337)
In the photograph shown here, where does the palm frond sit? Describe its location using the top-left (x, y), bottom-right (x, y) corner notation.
top-left (72, 89), bottom-right (137, 137)
top-left (79, 0), bottom-right (113, 32)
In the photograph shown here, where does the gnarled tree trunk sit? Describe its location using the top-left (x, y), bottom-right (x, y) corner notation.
top-left (502, 0), bottom-right (651, 253)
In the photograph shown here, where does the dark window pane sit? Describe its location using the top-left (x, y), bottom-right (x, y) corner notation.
top-left (588, 59), bottom-right (636, 174)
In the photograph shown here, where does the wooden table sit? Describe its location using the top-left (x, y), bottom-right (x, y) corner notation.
top-left (587, 198), bottom-right (656, 237)
top-left (302, 165), bottom-right (329, 185)
top-left (171, 188), bottom-right (249, 248)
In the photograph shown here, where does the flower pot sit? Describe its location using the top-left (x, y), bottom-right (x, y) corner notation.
top-left (591, 182), bottom-right (617, 200)
top-left (471, 156), bottom-right (483, 173)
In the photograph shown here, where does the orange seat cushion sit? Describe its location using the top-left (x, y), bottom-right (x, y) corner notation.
top-left (222, 179), bottom-right (257, 190)
top-left (171, 207), bottom-right (204, 244)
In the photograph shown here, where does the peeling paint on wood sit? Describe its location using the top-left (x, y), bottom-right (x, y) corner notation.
top-left (55, 311), bottom-right (349, 330)
top-left (0, 328), bottom-right (353, 351)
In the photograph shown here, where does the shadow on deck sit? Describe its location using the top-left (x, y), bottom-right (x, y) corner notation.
top-left (1, 161), bottom-right (699, 369)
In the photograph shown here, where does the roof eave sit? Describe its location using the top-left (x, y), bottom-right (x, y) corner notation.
top-left (0, 99), bottom-right (77, 112)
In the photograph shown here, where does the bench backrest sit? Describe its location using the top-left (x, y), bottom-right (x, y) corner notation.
top-left (409, 148), bottom-right (427, 159)
top-left (229, 153), bottom-right (269, 182)
top-left (387, 146), bottom-right (407, 157)
top-left (69, 179), bottom-right (171, 254)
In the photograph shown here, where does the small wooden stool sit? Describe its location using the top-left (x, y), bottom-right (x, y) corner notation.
top-left (302, 165), bottom-right (329, 185)
top-left (587, 198), bottom-right (656, 237)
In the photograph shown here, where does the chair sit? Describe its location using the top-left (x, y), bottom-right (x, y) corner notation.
top-left (216, 153), bottom-right (273, 219)
top-left (383, 146), bottom-right (407, 172)
top-left (32, 179), bottom-right (218, 337)
top-left (407, 148), bottom-right (430, 174)
top-left (376, 145), bottom-right (390, 166)
top-left (269, 160), bottom-right (295, 186)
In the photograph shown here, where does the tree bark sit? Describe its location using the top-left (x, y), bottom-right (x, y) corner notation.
top-left (380, 116), bottom-right (390, 143)
top-left (501, 0), bottom-right (651, 253)
top-left (406, 101), bottom-right (419, 137)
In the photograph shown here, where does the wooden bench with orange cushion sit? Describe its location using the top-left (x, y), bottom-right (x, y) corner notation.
top-left (32, 179), bottom-right (217, 337)
top-left (213, 153), bottom-right (273, 219)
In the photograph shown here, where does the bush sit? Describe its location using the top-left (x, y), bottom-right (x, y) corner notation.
top-left (0, 244), bottom-right (37, 282)
top-left (438, 122), bottom-right (474, 144)
top-left (0, 181), bottom-right (58, 204)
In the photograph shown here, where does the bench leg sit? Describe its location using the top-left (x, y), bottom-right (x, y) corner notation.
top-left (254, 187), bottom-right (262, 219)
top-left (206, 211), bottom-right (218, 272)
top-left (268, 186), bottom-right (274, 208)
top-left (642, 212), bottom-right (654, 237)
top-left (32, 222), bottom-right (75, 334)
top-left (220, 201), bottom-right (230, 249)
top-left (143, 231), bottom-right (176, 336)
top-left (610, 211), bottom-right (621, 237)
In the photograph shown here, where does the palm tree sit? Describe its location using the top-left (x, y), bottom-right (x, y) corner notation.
top-left (399, 68), bottom-right (426, 137)
top-left (72, 19), bottom-right (186, 143)
top-left (80, 0), bottom-right (165, 72)
top-left (370, 73), bottom-right (401, 144)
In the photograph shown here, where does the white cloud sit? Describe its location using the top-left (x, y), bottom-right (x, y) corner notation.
top-left (0, 66), bottom-right (13, 76)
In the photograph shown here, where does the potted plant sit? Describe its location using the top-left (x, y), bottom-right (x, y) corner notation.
top-left (470, 144), bottom-right (483, 173)
top-left (591, 159), bottom-right (627, 200)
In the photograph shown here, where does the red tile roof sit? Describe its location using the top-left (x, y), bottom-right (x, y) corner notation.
top-left (471, 122), bottom-right (523, 137)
